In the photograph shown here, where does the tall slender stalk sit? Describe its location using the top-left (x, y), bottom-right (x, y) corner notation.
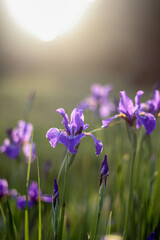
top-left (25, 133), bottom-right (33, 240)
top-left (58, 153), bottom-right (69, 240)
top-left (37, 157), bottom-right (41, 240)
top-left (123, 125), bottom-right (137, 240)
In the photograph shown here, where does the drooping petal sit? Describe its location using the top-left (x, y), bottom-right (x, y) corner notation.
top-left (46, 128), bottom-right (61, 148)
top-left (134, 90), bottom-right (144, 109)
top-left (56, 108), bottom-right (70, 134)
top-left (118, 91), bottom-right (134, 120)
top-left (0, 139), bottom-right (20, 159)
top-left (135, 111), bottom-right (156, 135)
top-left (22, 142), bottom-right (36, 163)
top-left (102, 115), bottom-right (118, 128)
top-left (70, 108), bottom-right (85, 134)
top-left (89, 134), bottom-right (103, 156)
top-left (58, 131), bottom-right (85, 154)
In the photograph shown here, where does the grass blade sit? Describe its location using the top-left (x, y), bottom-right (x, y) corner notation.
top-left (25, 132), bottom-right (33, 240)
top-left (37, 157), bottom-right (42, 240)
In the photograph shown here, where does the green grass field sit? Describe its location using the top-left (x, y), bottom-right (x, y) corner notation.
top-left (0, 73), bottom-right (160, 240)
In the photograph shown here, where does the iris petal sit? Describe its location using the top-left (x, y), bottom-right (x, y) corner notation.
top-left (118, 91), bottom-right (134, 120)
top-left (58, 132), bottom-right (85, 154)
top-left (56, 108), bottom-right (70, 134)
top-left (46, 128), bottom-right (61, 148)
top-left (90, 134), bottom-right (103, 156)
top-left (135, 111), bottom-right (156, 135)
top-left (102, 115), bottom-right (118, 128)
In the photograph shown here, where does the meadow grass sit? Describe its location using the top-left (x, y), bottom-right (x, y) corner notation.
top-left (0, 74), bottom-right (160, 239)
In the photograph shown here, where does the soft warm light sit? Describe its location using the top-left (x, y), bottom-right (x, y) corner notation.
top-left (6, 0), bottom-right (93, 41)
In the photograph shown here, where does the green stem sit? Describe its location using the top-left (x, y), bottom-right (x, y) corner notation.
top-left (94, 212), bottom-right (100, 240)
top-left (93, 185), bottom-right (106, 240)
top-left (58, 154), bottom-right (69, 240)
top-left (37, 157), bottom-right (41, 240)
top-left (25, 133), bottom-right (33, 240)
top-left (123, 149), bottom-right (136, 240)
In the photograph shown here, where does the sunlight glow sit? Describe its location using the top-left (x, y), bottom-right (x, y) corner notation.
top-left (6, 0), bottom-right (93, 41)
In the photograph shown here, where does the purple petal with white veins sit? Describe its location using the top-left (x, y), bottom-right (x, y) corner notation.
top-left (46, 128), bottom-right (61, 148)
top-left (118, 91), bottom-right (134, 120)
top-left (90, 134), bottom-right (103, 156)
top-left (70, 108), bottom-right (84, 134)
top-left (58, 131), bottom-right (85, 154)
top-left (135, 111), bottom-right (156, 135)
top-left (56, 108), bottom-right (70, 134)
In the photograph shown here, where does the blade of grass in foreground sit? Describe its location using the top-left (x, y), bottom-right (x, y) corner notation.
top-left (25, 132), bottom-right (33, 240)
top-left (37, 157), bottom-right (42, 240)
top-left (6, 198), bottom-right (20, 240)
top-left (106, 211), bottom-right (112, 235)
top-left (0, 202), bottom-right (7, 225)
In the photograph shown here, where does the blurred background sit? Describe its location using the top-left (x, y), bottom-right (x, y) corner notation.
top-left (1, 0), bottom-right (160, 188)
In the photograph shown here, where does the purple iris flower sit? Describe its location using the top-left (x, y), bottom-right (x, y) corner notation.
top-left (100, 154), bottom-right (109, 187)
top-left (102, 91), bottom-right (156, 135)
top-left (53, 178), bottom-right (59, 209)
top-left (78, 84), bottom-right (115, 119)
top-left (0, 120), bottom-right (36, 162)
top-left (17, 182), bottom-right (52, 209)
top-left (0, 139), bottom-right (20, 159)
top-left (46, 108), bottom-right (103, 156)
top-left (0, 178), bottom-right (17, 199)
top-left (147, 227), bottom-right (157, 240)
top-left (12, 120), bottom-right (33, 144)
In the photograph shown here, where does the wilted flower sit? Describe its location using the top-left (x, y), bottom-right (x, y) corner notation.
top-left (17, 181), bottom-right (52, 209)
top-left (0, 120), bottom-right (36, 162)
top-left (102, 91), bottom-right (156, 135)
top-left (100, 154), bottom-right (109, 187)
top-left (78, 84), bottom-right (115, 119)
top-left (0, 178), bottom-right (17, 199)
top-left (52, 178), bottom-right (59, 209)
top-left (46, 108), bottom-right (103, 156)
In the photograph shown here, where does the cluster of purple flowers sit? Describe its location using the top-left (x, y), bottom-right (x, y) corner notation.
top-left (0, 120), bottom-right (36, 162)
top-left (79, 84), bottom-right (115, 119)
top-left (102, 91), bottom-right (157, 135)
top-left (0, 178), bottom-right (53, 209)
top-left (17, 181), bottom-right (52, 209)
